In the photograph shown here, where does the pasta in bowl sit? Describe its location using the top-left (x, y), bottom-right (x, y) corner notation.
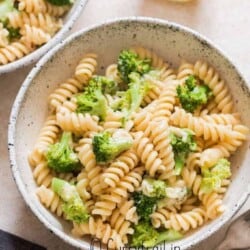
top-left (8, 18), bottom-right (250, 249)
top-left (0, 0), bottom-right (87, 74)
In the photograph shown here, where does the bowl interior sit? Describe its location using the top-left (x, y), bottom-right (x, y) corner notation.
top-left (0, 0), bottom-right (87, 75)
top-left (9, 18), bottom-right (250, 249)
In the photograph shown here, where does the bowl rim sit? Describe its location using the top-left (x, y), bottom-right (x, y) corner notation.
top-left (8, 16), bottom-right (250, 249)
top-left (0, 0), bottom-right (88, 75)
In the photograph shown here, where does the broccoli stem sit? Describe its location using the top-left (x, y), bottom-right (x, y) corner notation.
top-left (155, 229), bottom-right (183, 245)
top-left (52, 177), bottom-right (78, 201)
top-left (52, 178), bottom-right (89, 223)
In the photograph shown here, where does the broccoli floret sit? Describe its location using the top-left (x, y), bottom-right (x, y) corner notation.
top-left (155, 229), bottom-right (183, 245)
top-left (92, 131), bottom-right (133, 163)
top-left (0, 0), bottom-right (14, 22)
top-left (170, 128), bottom-right (197, 175)
top-left (157, 187), bottom-right (188, 209)
top-left (46, 132), bottom-right (80, 173)
top-left (91, 75), bottom-right (118, 95)
top-left (52, 178), bottom-right (89, 223)
top-left (200, 158), bottom-right (231, 193)
top-left (114, 72), bottom-right (150, 121)
top-left (177, 75), bottom-right (213, 113)
top-left (209, 158), bottom-right (231, 179)
top-left (131, 221), bottom-right (183, 247)
top-left (76, 87), bottom-right (107, 121)
top-left (117, 50), bottom-right (151, 83)
top-left (132, 192), bottom-right (158, 221)
top-left (141, 178), bottom-right (167, 198)
top-left (131, 221), bottom-right (158, 247)
top-left (6, 26), bottom-right (20, 40)
top-left (46, 0), bottom-right (74, 6)
top-left (76, 76), bottom-right (117, 120)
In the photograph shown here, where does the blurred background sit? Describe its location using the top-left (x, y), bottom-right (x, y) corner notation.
top-left (0, 0), bottom-right (250, 249)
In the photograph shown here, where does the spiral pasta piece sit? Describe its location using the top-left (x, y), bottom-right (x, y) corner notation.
top-left (181, 196), bottom-right (200, 212)
top-left (105, 63), bottom-right (121, 82)
top-left (170, 107), bottom-right (235, 141)
top-left (118, 199), bottom-right (138, 224)
top-left (56, 107), bottom-right (101, 133)
top-left (185, 152), bottom-right (201, 170)
top-left (150, 80), bottom-right (179, 122)
top-left (147, 119), bottom-right (175, 177)
top-left (75, 138), bottom-right (106, 196)
top-left (133, 132), bottom-right (165, 177)
top-left (36, 185), bottom-right (63, 217)
top-left (101, 149), bottom-right (139, 188)
top-left (32, 161), bottom-right (53, 187)
top-left (182, 167), bottom-right (204, 198)
top-left (56, 172), bottom-right (77, 184)
top-left (177, 61), bottom-right (195, 85)
top-left (21, 24), bottom-right (51, 46)
top-left (102, 110), bottom-right (123, 133)
top-left (76, 138), bottom-right (96, 172)
top-left (87, 165), bottom-right (104, 195)
top-left (130, 46), bottom-right (176, 82)
top-left (193, 61), bottom-right (234, 113)
top-left (75, 171), bottom-right (91, 200)
top-left (92, 167), bottom-right (144, 218)
top-left (200, 124), bottom-right (249, 167)
top-left (72, 217), bottom-right (124, 249)
top-left (142, 77), bottom-right (165, 106)
top-left (133, 108), bottom-right (153, 134)
top-left (151, 207), bottom-right (172, 228)
top-left (0, 23), bottom-right (9, 47)
top-left (201, 113), bottom-right (240, 126)
top-left (28, 115), bottom-right (60, 167)
top-left (48, 78), bottom-right (82, 110)
top-left (74, 53), bottom-right (98, 83)
top-left (7, 12), bottom-right (62, 35)
top-left (164, 208), bottom-right (207, 231)
top-left (200, 99), bottom-right (220, 115)
top-left (202, 192), bottom-right (225, 219)
top-left (0, 41), bottom-right (33, 65)
top-left (18, 0), bottom-right (69, 17)
top-left (110, 208), bottom-right (134, 243)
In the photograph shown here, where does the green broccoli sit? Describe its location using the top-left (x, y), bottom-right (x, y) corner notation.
top-left (141, 178), bottom-right (167, 198)
top-left (113, 72), bottom-right (150, 121)
top-left (76, 76), bottom-right (117, 120)
top-left (91, 75), bottom-right (118, 95)
top-left (200, 158), bottom-right (231, 193)
top-left (177, 75), bottom-right (213, 113)
top-left (46, 0), bottom-right (74, 6)
top-left (0, 0), bottom-right (14, 22)
top-left (52, 178), bottom-right (89, 223)
top-left (6, 26), bottom-right (20, 40)
top-left (92, 131), bottom-right (133, 163)
top-left (132, 192), bottom-right (158, 221)
top-left (117, 50), bottom-right (151, 83)
top-left (76, 86), bottom-right (107, 121)
top-left (131, 221), bottom-right (183, 247)
top-left (157, 187), bottom-right (189, 209)
top-left (170, 128), bottom-right (197, 175)
top-left (46, 132), bottom-right (80, 173)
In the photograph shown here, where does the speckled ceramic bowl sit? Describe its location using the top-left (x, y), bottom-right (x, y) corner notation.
top-left (8, 17), bottom-right (250, 249)
top-left (0, 0), bottom-right (88, 75)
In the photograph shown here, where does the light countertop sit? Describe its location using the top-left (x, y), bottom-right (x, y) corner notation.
top-left (0, 0), bottom-right (250, 249)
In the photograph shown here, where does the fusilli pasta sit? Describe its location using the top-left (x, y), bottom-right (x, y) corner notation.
top-left (0, 0), bottom-right (73, 65)
top-left (29, 47), bottom-right (248, 248)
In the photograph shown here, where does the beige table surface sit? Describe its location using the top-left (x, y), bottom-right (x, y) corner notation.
top-left (0, 0), bottom-right (250, 249)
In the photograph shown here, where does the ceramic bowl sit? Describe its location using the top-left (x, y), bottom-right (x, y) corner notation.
top-left (0, 0), bottom-right (88, 75)
top-left (8, 17), bottom-right (250, 249)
